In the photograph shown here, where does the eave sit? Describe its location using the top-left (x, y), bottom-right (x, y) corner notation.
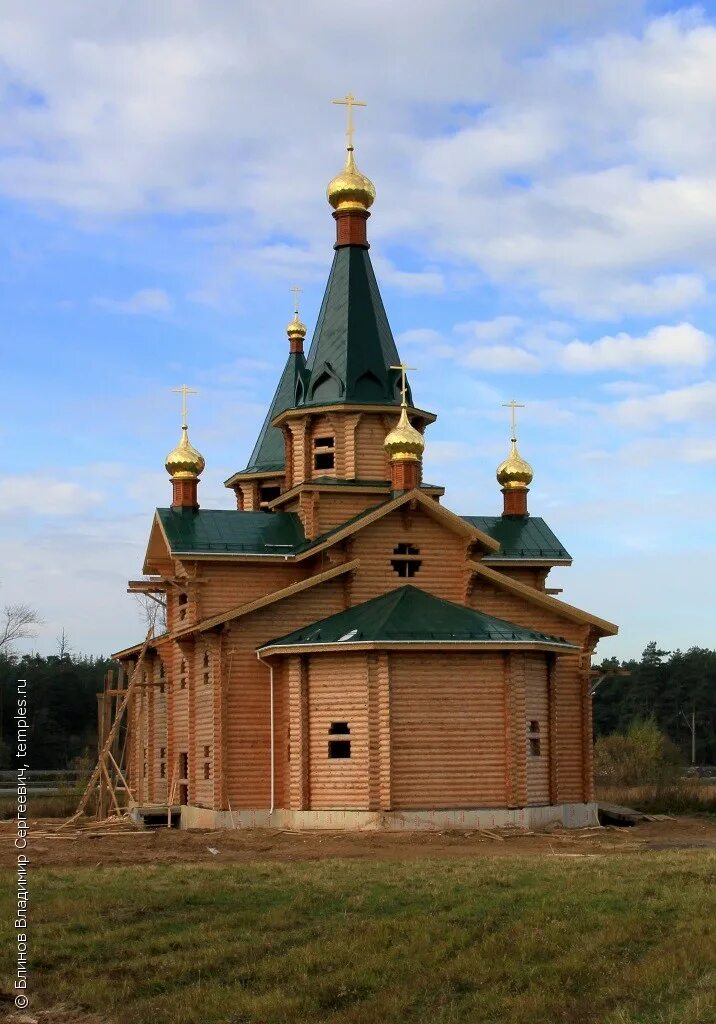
top-left (224, 468), bottom-right (284, 488)
top-left (258, 638), bottom-right (579, 659)
top-left (271, 402), bottom-right (437, 429)
top-left (467, 559), bottom-right (618, 636)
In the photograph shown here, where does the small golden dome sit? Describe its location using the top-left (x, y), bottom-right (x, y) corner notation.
top-left (286, 311), bottom-right (307, 341)
top-left (384, 406), bottom-right (425, 463)
top-left (165, 426), bottom-right (205, 479)
top-left (497, 440), bottom-right (533, 490)
top-left (327, 147), bottom-right (376, 212)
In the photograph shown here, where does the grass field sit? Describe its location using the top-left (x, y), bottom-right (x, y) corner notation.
top-left (1, 851), bottom-right (714, 1024)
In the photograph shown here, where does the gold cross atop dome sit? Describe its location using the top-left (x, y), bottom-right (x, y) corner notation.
top-left (502, 399), bottom-right (525, 441)
top-left (289, 285), bottom-right (303, 316)
top-left (327, 93), bottom-right (376, 213)
top-left (287, 285), bottom-right (307, 341)
top-left (390, 362), bottom-right (415, 408)
top-left (172, 384), bottom-right (198, 429)
top-left (332, 93), bottom-right (367, 151)
top-left (497, 399), bottom-right (532, 491)
top-left (166, 385), bottom-right (205, 480)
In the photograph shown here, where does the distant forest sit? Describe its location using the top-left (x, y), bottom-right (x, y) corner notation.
top-left (0, 642), bottom-right (714, 770)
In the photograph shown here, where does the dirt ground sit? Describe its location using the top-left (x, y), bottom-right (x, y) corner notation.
top-left (1, 813), bottom-right (715, 869)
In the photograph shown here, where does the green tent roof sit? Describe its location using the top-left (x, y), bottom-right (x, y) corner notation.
top-left (297, 246), bottom-right (409, 407)
top-left (462, 516), bottom-right (571, 562)
top-left (239, 350), bottom-right (306, 475)
top-left (259, 584), bottom-right (575, 651)
top-left (157, 508), bottom-right (306, 555)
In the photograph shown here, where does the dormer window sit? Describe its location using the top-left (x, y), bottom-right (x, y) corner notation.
top-left (391, 543), bottom-right (422, 578)
top-left (313, 436), bottom-right (335, 472)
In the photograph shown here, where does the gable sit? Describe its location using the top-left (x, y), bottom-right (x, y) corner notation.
top-left (345, 503), bottom-right (472, 607)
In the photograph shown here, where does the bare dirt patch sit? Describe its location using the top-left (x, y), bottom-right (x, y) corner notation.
top-left (1, 814), bottom-right (715, 869)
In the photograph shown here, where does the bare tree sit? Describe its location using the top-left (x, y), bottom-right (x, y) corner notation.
top-left (0, 603), bottom-right (42, 653)
top-left (132, 594), bottom-right (167, 637)
top-left (56, 628), bottom-right (72, 659)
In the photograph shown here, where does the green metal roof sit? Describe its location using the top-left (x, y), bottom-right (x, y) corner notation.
top-left (156, 506), bottom-right (569, 563)
top-left (238, 350), bottom-right (306, 475)
top-left (462, 516), bottom-right (571, 561)
top-left (297, 246), bottom-right (409, 407)
top-left (157, 508), bottom-right (306, 555)
top-left (260, 584), bottom-right (575, 650)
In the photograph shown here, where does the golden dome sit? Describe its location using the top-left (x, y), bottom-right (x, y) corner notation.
top-left (327, 147), bottom-right (376, 212)
top-left (165, 426), bottom-right (205, 479)
top-left (286, 311), bottom-right (307, 341)
top-left (496, 440), bottom-right (533, 490)
top-left (384, 406), bottom-right (425, 463)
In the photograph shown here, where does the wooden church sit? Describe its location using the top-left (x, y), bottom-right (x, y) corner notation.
top-left (113, 102), bottom-right (617, 830)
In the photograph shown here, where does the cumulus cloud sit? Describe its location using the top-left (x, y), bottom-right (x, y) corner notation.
top-left (462, 344), bottom-right (541, 373)
top-left (0, 476), bottom-right (104, 516)
top-left (94, 288), bottom-right (173, 314)
top-left (613, 380), bottom-right (716, 427)
top-left (562, 323), bottom-right (714, 372)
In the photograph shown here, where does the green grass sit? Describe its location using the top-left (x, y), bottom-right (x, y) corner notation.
top-left (0, 790), bottom-right (79, 820)
top-left (1, 853), bottom-right (714, 1023)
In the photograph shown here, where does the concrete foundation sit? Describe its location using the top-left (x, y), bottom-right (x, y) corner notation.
top-left (132, 802), bottom-right (599, 831)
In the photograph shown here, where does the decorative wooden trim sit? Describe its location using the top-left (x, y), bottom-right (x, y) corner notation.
top-left (546, 654), bottom-right (558, 806)
top-left (271, 402), bottom-right (437, 428)
top-left (259, 639), bottom-right (579, 657)
top-left (467, 559), bottom-right (618, 635)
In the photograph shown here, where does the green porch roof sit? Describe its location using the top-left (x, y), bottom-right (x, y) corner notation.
top-left (462, 516), bottom-right (571, 562)
top-left (297, 246), bottom-right (409, 408)
top-left (259, 584), bottom-right (575, 651)
top-left (157, 508), bottom-right (306, 555)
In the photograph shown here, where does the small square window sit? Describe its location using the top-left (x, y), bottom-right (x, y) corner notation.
top-left (329, 722), bottom-right (350, 735)
top-left (328, 739), bottom-right (351, 759)
top-left (529, 721), bottom-right (540, 733)
top-left (314, 451), bottom-right (335, 471)
top-left (391, 542), bottom-right (422, 578)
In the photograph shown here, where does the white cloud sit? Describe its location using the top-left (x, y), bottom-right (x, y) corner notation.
top-left (0, 476), bottom-right (104, 516)
top-left (455, 316), bottom-right (523, 342)
top-left (462, 344), bottom-right (541, 373)
top-left (397, 328), bottom-right (443, 346)
top-left (561, 323), bottom-right (713, 372)
top-left (613, 380), bottom-right (716, 427)
top-left (94, 287), bottom-right (173, 314)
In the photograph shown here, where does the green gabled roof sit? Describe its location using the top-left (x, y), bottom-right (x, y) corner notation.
top-left (462, 516), bottom-right (572, 562)
top-left (157, 508), bottom-right (306, 555)
top-left (259, 584), bottom-right (576, 651)
top-left (237, 350), bottom-right (306, 475)
top-left (297, 246), bottom-right (408, 407)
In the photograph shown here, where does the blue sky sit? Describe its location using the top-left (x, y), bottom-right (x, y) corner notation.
top-left (1, 1), bottom-right (715, 659)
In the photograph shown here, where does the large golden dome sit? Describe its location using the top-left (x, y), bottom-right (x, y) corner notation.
top-left (496, 440), bottom-right (533, 490)
top-left (384, 406), bottom-right (425, 463)
top-left (165, 426), bottom-right (205, 479)
top-left (327, 147), bottom-right (376, 212)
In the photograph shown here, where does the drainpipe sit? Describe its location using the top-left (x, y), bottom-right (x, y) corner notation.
top-left (256, 650), bottom-right (275, 815)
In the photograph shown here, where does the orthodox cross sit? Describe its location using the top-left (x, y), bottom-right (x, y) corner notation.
top-left (332, 93), bottom-right (367, 149)
top-left (289, 285), bottom-right (302, 317)
top-left (390, 362), bottom-right (415, 406)
top-left (502, 399), bottom-right (525, 441)
top-left (172, 384), bottom-right (198, 428)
